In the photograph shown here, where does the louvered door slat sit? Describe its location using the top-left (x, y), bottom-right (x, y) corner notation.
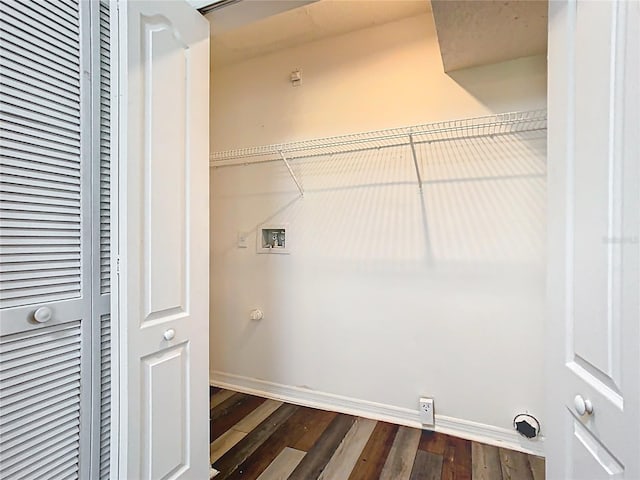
top-left (0, 357), bottom-right (79, 390)
top-left (1, 429), bottom-right (80, 478)
top-left (25, 454), bottom-right (79, 480)
top-left (1, 364), bottom-right (80, 400)
top-left (1, 109), bottom-right (79, 141)
top-left (4, 348), bottom-right (80, 379)
top-left (0, 67), bottom-right (79, 104)
top-left (0, 93), bottom-right (80, 127)
top-left (1, 266), bottom-right (80, 281)
top-left (1, 224), bottom-right (81, 235)
top-left (0, 263), bottom-right (80, 277)
top-left (1, 420), bottom-right (80, 463)
top-left (0, 232), bottom-right (81, 244)
top-left (3, 217), bottom-right (81, 234)
top-left (23, 0), bottom-right (80, 29)
top-left (0, 1), bottom-right (79, 44)
top-left (1, 250), bottom-right (79, 262)
top-left (1, 210), bottom-right (81, 224)
top-left (1, 383), bottom-right (80, 420)
top-left (2, 116), bottom-right (80, 146)
top-left (0, 21), bottom-right (80, 67)
top-left (1, 375), bottom-right (79, 411)
top-left (98, 0), bottom-right (110, 298)
top-left (0, 331), bottom-right (79, 361)
top-left (0, 320), bottom-right (82, 479)
top-left (0, 191), bottom-right (79, 208)
top-left (0, 39), bottom-right (78, 85)
top-left (0, 321), bottom-right (78, 347)
top-left (95, 2), bottom-right (112, 477)
top-left (1, 80), bottom-right (80, 115)
top-left (1, 404), bottom-right (79, 445)
top-left (1, 80), bottom-right (82, 119)
top-left (0, 48), bottom-right (78, 93)
top-left (1, 396), bottom-right (80, 438)
top-left (3, 281), bottom-right (80, 308)
top-left (0, 21), bottom-right (80, 68)
top-left (0, 148), bottom-right (80, 174)
top-left (1, 157), bottom-right (81, 179)
top-left (0, 202), bottom-right (80, 217)
top-left (0, 176), bottom-right (81, 196)
top-left (98, 311), bottom-right (111, 479)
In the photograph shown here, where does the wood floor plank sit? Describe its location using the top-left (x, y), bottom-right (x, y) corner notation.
top-left (409, 449), bottom-right (444, 480)
top-left (211, 394), bottom-right (266, 442)
top-left (379, 426), bottom-right (421, 480)
top-left (226, 407), bottom-right (330, 480)
top-left (211, 393), bottom-right (249, 420)
top-left (212, 403), bottom-right (299, 480)
top-left (418, 430), bottom-right (448, 455)
top-left (210, 429), bottom-right (247, 464)
top-left (209, 389), bottom-right (544, 480)
top-left (348, 421), bottom-right (399, 480)
top-left (256, 447), bottom-right (306, 480)
top-left (471, 442), bottom-right (503, 480)
top-left (441, 436), bottom-right (471, 480)
top-left (233, 399), bottom-right (283, 434)
top-left (528, 455), bottom-right (545, 480)
top-left (499, 448), bottom-right (535, 480)
top-left (318, 418), bottom-right (377, 480)
top-left (287, 414), bottom-right (357, 480)
top-left (210, 389), bottom-right (237, 409)
top-left (289, 408), bottom-right (337, 452)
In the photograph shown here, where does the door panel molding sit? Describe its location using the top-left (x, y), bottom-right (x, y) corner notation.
top-left (115, 1), bottom-right (210, 478)
top-left (547, 0), bottom-right (639, 478)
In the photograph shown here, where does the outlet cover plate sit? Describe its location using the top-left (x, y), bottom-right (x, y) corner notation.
top-left (419, 397), bottom-right (435, 426)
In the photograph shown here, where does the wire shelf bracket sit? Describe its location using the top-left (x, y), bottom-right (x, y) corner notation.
top-left (278, 150), bottom-right (304, 197)
top-left (408, 133), bottom-right (423, 193)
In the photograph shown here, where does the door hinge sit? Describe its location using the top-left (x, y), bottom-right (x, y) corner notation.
top-left (116, 256), bottom-right (120, 275)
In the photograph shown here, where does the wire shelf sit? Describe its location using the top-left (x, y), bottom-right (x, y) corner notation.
top-left (209, 109), bottom-right (547, 168)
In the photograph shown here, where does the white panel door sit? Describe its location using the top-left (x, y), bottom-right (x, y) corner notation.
top-left (547, 1), bottom-right (639, 479)
top-left (116, 1), bottom-right (209, 479)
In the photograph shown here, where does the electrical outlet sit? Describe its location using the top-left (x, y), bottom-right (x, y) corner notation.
top-left (419, 397), bottom-right (435, 426)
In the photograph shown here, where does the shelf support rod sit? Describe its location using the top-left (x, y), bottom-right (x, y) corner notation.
top-left (408, 134), bottom-right (423, 192)
top-left (278, 150), bottom-right (304, 197)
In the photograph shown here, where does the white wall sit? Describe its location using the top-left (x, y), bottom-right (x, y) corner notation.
top-left (210, 13), bottom-right (546, 151)
top-left (210, 12), bottom-right (547, 451)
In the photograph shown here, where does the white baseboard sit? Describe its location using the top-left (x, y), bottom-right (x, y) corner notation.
top-left (210, 371), bottom-right (544, 457)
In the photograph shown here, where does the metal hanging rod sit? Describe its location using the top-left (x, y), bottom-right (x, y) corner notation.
top-left (209, 109), bottom-right (547, 168)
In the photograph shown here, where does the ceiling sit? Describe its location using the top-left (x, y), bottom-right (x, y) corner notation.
top-left (206, 0), bottom-right (430, 66)
top-left (431, 0), bottom-right (548, 72)
top-left (203, 0), bottom-right (547, 71)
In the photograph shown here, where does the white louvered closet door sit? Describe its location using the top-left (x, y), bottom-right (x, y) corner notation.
top-left (0, 1), bottom-right (104, 479)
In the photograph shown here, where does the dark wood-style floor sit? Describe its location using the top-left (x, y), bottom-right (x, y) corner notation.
top-left (210, 387), bottom-right (544, 480)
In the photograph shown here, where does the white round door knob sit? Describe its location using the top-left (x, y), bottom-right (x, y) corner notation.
top-left (574, 394), bottom-right (594, 416)
top-left (33, 307), bottom-right (53, 323)
top-left (249, 309), bottom-right (264, 321)
top-left (163, 329), bottom-right (176, 341)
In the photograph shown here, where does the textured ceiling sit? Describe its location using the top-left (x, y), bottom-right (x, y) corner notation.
top-left (208, 0), bottom-right (430, 66)
top-left (431, 0), bottom-right (548, 72)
